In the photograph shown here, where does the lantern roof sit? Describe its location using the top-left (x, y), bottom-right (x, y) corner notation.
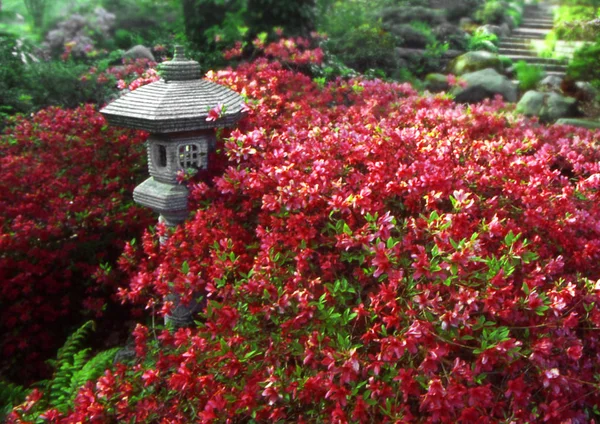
top-left (100, 46), bottom-right (245, 133)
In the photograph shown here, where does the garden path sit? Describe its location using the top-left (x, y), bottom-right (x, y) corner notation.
top-left (498, 2), bottom-right (568, 78)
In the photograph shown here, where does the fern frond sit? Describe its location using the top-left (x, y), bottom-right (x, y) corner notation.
top-left (69, 347), bottom-right (120, 401)
top-left (0, 380), bottom-right (28, 421)
top-left (47, 321), bottom-right (95, 410)
top-left (55, 321), bottom-right (95, 365)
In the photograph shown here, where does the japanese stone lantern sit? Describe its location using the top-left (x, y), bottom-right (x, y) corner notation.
top-left (101, 46), bottom-right (244, 226)
top-left (100, 46), bottom-right (245, 325)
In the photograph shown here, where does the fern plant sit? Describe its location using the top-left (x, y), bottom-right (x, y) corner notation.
top-left (0, 380), bottom-right (28, 422)
top-left (8, 321), bottom-right (121, 419)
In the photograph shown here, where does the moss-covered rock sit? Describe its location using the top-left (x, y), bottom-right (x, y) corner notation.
top-left (447, 51), bottom-right (503, 75)
top-left (452, 68), bottom-right (517, 103)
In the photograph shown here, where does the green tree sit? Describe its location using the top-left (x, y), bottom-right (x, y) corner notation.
top-left (23, 0), bottom-right (47, 28)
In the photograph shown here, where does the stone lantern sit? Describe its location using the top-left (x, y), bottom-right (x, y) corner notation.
top-left (100, 46), bottom-right (245, 325)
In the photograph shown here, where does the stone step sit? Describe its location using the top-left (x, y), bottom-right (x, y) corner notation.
top-left (522, 18), bottom-right (554, 24)
top-left (511, 30), bottom-right (552, 39)
top-left (498, 48), bottom-right (538, 56)
top-left (503, 55), bottom-right (567, 65)
top-left (520, 22), bottom-right (554, 30)
top-left (498, 42), bottom-right (533, 50)
top-left (522, 15), bottom-right (554, 21)
top-left (522, 13), bottom-right (554, 18)
top-left (500, 37), bottom-right (533, 45)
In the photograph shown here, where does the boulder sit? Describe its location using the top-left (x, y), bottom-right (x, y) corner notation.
top-left (123, 45), bottom-right (155, 62)
top-left (477, 24), bottom-right (509, 38)
top-left (516, 91), bottom-right (579, 122)
top-left (452, 68), bottom-right (518, 103)
top-left (504, 14), bottom-right (518, 29)
top-left (424, 73), bottom-right (450, 93)
top-left (459, 17), bottom-right (474, 29)
top-left (556, 118), bottom-right (600, 130)
top-left (500, 23), bottom-right (511, 35)
top-left (575, 81), bottom-right (599, 101)
top-left (387, 24), bottom-right (433, 49)
top-left (539, 75), bottom-right (563, 91)
top-left (433, 23), bottom-right (468, 50)
top-left (447, 51), bottom-right (503, 75)
top-left (380, 6), bottom-right (446, 26)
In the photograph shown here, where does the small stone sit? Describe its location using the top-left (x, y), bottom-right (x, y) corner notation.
top-left (539, 75), bottom-right (563, 91)
top-left (123, 45), bottom-right (155, 62)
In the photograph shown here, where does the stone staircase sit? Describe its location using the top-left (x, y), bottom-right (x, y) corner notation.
top-left (498, 4), bottom-right (568, 78)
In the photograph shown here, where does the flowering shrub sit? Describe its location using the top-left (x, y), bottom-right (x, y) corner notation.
top-left (0, 105), bottom-right (153, 383)
top-left (10, 40), bottom-right (600, 422)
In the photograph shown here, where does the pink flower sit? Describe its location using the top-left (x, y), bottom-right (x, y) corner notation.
top-left (206, 103), bottom-right (225, 121)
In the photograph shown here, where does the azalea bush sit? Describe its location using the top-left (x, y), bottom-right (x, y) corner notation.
top-left (9, 39), bottom-right (600, 422)
top-left (0, 105), bottom-right (153, 383)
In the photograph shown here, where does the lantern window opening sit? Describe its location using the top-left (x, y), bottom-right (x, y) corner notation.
top-left (178, 143), bottom-right (205, 169)
top-left (157, 144), bottom-right (168, 168)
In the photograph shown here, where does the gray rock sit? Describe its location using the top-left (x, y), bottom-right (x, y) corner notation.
top-left (452, 68), bottom-right (518, 103)
top-left (123, 45), bottom-right (155, 62)
top-left (516, 90), bottom-right (546, 115)
top-left (556, 118), bottom-right (600, 130)
top-left (516, 91), bottom-right (579, 122)
top-left (388, 24), bottom-right (433, 49)
top-left (539, 75), bottom-right (563, 91)
top-left (448, 51), bottom-right (503, 76)
top-left (575, 81), bottom-right (599, 101)
top-left (433, 23), bottom-right (468, 50)
top-left (460, 17), bottom-right (474, 28)
top-left (500, 23), bottom-right (511, 35)
top-left (424, 73), bottom-right (450, 93)
top-left (477, 24), bottom-right (509, 38)
top-left (545, 93), bottom-right (579, 122)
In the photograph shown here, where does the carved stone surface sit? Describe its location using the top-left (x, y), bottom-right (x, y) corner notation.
top-left (133, 177), bottom-right (189, 213)
top-left (100, 46), bottom-right (245, 133)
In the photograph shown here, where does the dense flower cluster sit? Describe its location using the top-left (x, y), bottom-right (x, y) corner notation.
top-left (0, 106), bottom-right (153, 382)
top-left (9, 39), bottom-right (600, 422)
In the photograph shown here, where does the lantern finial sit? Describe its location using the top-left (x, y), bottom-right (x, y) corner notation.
top-left (173, 45), bottom-right (186, 61)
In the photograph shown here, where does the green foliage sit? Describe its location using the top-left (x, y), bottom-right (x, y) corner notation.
top-left (15, 321), bottom-right (121, 417)
top-left (182, 0), bottom-right (315, 54)
top-left (379, 5), bottom-right (445, 26)
top-left (498, 54), bottom-right (513, 69)
top-left (385, 21), bottom-right (434, 49)
top-left (514, 60), bottom-right (544, 91)
top-left (0, 380), bottom-right (28, 422)
top-left (468, 30), bottom-right (499, 52)
top-left (553, 5), bottom-right (600, 40)
top-left (0, 33), bottom-right (116, 126)
top-left (568, 38), bottom-right (600, 92)
top-left (23, 0), bottom-right (47, 29)
top-left (445, 0), bottom-right (485, 22)
top-left (474, 1), bottom-right (506, 24)
top-left (324, 23), bottom-right (399, 75)
top-left (319, 0), bottom-right (402, 78)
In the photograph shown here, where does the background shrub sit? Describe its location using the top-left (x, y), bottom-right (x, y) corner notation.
top-left (568, 37), bottom-right (600, 93)
top-left (474, 1), bottom-right (507, 25)
top-left (514, 60), bottom-right (544, 91)
top-left (0, 105), bottom-right (153, 384)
